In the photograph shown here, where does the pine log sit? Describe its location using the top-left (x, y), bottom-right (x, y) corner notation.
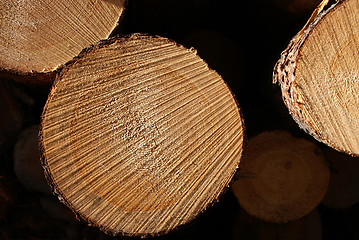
top-left (40, 34), bottom-right (245, 236)
top-left (273, 0), bottom-right (359, 156)
top-left (233, 208), bottom-right (322, 240)
top-left (13, 125), bottom-right (51, 195)
top-left (321, 147), bottom-right (359, 209)
top-left (0, 0), bottom-right (126, 85)
top-left (231, 130), bottom-right (329, 223)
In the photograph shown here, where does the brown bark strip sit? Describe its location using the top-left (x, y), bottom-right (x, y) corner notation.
top-left (272, 0), bottom-right (359, 155)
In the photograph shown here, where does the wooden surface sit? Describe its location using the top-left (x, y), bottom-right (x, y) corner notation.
top-left (232, 130), bottom-right (330, 223)
top-left (274, 0), bottom-right (359, 155)
top-left (2, 0), bottom-right (359, 239)
top-left (40, 34), bottom-right (244, 236)
top-left (0, 0), bottom-right (126, 83)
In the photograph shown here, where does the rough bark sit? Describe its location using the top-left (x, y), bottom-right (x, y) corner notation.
top-left (273, 0), bottom-right (359, 155)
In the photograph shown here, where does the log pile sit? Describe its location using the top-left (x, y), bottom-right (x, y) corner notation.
top-left (2, 0), bottom-right (359, 239)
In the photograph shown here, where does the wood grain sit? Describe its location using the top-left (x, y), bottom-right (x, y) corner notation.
top-left (0, 0), bottom-right (126, 83)
top-left (274, 0), bottom-right (359, 155)
top-left (40, 34), bottom-right (244, 236)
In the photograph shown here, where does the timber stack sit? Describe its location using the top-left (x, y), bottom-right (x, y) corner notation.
top-left (1, 0), bottom-right (359, 239)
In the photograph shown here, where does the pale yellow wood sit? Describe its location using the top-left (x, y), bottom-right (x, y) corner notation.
top-left (0, 0), bottom-right (125, 74)
top-left (231, 130), bottom-right (329, 223)
top-left (40, 34), bottom-right (244, 236)
top-left (274, 0), bottom-right (359, 155)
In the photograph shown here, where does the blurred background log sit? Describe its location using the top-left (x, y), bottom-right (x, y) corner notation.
top-left (231, 130), bottom-right (329, 223)
top-left (0, 0), bottom-right (126, 86)
top-left (2, 0), bottom-right (359, 239)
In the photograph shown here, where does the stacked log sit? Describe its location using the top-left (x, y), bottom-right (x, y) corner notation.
top-left (40, 34), bottom-right (245, 236)
top-left (0, 0), bottom-right (126, 85)
top-left (2, 0), bottom-right (359, 238)
top-left (273, 0), bottom-right (359, 156)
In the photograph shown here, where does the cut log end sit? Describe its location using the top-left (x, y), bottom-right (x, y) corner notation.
top-left (232, 130), bottom-right (329, 223)
top-left (273, 0), bottom-right (359, 156)
top-left (40, 34), bottom-right (245, 236)
top-left (0, 0), bottom-right (126, 83)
